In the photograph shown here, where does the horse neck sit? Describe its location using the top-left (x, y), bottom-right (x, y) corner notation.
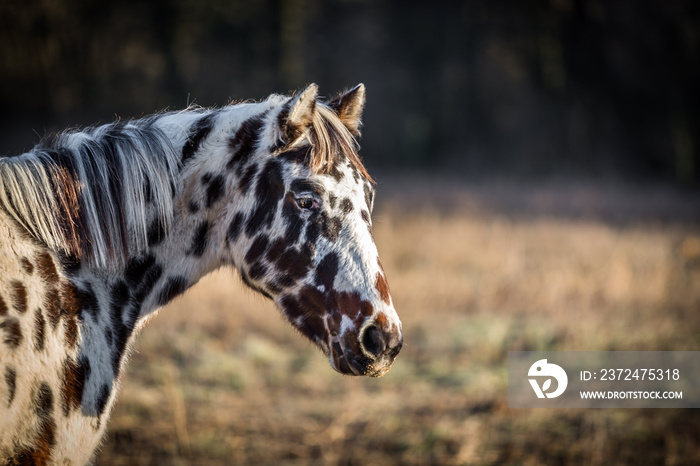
top-left (89, 110), bottom-right (230, 317)
top-left (107, 103), bottom-right (277, 317)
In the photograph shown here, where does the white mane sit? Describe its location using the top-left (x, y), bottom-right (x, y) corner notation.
top-left (0, 117), bottom-right (180, 268)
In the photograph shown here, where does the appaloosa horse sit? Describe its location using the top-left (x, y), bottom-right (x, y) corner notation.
top-left (0, 84), bottom-right (402, 464)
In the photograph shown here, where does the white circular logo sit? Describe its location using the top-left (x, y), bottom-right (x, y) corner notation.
top-left (528, 359), bottom-right (568, 398)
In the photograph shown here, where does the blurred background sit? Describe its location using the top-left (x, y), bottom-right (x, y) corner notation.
top-left (2, 0), bottom-right (700, 464)
top-left (2, 0), bottom-right (700, 183)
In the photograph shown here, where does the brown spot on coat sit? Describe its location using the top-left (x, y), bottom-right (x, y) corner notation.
top-left (359, 299), bottom-right (374, 319)
top-left (64, 318), bottom-right (79, 348)
top-left (265, 238), bottom-right (287, 262)
top-left (36, 251), bottom-right (59, 284)
top-left (0, 317), bottom-right (22, 349)
top-left (337, 291), bottom-right (364, 318)
top-left (188, 220), bottom-right (210, 257)
top-left (275, 245), bottom-right (312, 280)
top-left (61, 357), bottom-right (85, 416)
top-left (11, 281), bottom-right (27, 314)
top-left (322, 216), bottom-right (343, 242)
top-left (182, 112), bottom-right (217, 165)
top-left (42, 283), bottom-right (84, 334)
top-left (45, 288), bottom-right (61, 329)
top-left (35, 308), bottom-right (46, 351)
top-left (21, 257), bottom-right (34, 274)
top-left (205, 174), bottom-right (226, 208)
top-left (374, 312), bottom-right (388, 328)
top-left (339, 198), bottom-right (353, 214)
top-left (375, 273), bottom-right (391, 305)
top-left (5, 367), bottom-right (16, 405)
top-left (298, 314), bottom-right (326, 343)
top-left (244, 159), bottom-right (285, 236)
top-left (227, 113), bottom-right (267, 172)
top-left (155, 276), bottom-right (189, 306)
top-left (35, 382), bottom-right (54, 417)
top-left (245, 235), bottom-right (270, 265)
top-left (61, 283), bottom-right (83, 319)
top-left (147, 216), bottom-right (166, 247)
top-left (0, 295), bottom-right (7, 316)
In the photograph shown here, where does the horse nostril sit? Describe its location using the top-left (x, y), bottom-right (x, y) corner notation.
top-left (361, 325), bottom-right (387, 358)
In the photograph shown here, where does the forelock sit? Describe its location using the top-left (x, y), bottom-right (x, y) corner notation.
top-left (297, 104), bottom-right (373, 184)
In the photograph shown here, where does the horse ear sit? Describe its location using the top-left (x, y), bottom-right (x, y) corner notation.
top-left (328, 83), bottom-right (365, 137)
top-left (280, 83), bottom-right (318, 144)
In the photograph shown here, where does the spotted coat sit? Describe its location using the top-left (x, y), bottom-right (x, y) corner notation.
top-left (0, 84), bottom-right (402, 464)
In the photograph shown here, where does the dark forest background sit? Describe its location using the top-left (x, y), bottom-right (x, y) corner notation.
top-left (1, 0), bottom-right (698, 184)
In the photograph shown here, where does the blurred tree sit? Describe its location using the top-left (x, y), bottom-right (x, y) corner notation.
top-left (0, 0), bottom-right (697, 184)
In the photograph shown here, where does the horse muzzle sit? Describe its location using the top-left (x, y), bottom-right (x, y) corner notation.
top-left (329, 317), bottom-right (403, 377)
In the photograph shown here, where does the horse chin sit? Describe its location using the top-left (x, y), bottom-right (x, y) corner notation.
top-left (329, 341), bottom-right (361, 376)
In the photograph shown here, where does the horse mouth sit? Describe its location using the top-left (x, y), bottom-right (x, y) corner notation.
top-left (330, 341), bottom-right (391, 377)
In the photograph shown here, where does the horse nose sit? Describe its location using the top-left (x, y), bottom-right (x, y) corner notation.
top-left (360, 324), bottom-right (387, 358)
top-left (359, 321), bottom-right (403, 361)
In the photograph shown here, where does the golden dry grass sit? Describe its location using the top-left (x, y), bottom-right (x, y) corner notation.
top-left (97, 178), bottom-right (700, 465)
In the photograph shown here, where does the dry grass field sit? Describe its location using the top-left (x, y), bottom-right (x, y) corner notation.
top-left (96, 177), bottom-right (700, 465)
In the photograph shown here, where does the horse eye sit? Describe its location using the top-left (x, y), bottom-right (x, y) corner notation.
top-left (296, 197), bottom-right (317, 210)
